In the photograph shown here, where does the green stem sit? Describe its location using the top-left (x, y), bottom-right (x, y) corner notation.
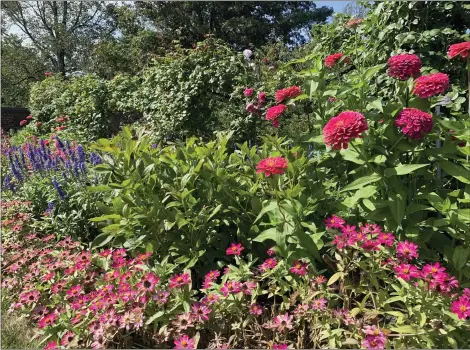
top-left (390, 133), bottom-right (406, 152)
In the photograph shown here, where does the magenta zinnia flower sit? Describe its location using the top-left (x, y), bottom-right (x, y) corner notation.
top-left (325, 53), bottom-right (349, 68)
top-left (387, 54), bottom-right (422, 80)
top-left (244, 88), bottom-right (254, 97)
top-left (395, 108), bottom-right (433, 139)
top-left (413, 72), bottom-right (450, 98)
top-left (226, 242), bottom-right (244, 256)
top-left (289, 260), bottom-right (309, 276)
top-left (323, 111), bottom-right (368, 150)
top-left (220, 281), bottom-right (242, 296)
top-left (394, 263), bottom-right (420, 281)
top-left (137, 272), bottom-right (160, 292)
top-left (376, 232), bottom-right (395, 247)
top-left (325, 215), bottom-right (345, 229)
top-left (272, 313), bottom-right (294, 331)
top-left (451, 297), bottom-right (470, 319)
top-left (191, 302), bottom-right (211, 323)
top-left (275, 86), bottom-right (302, 103)
top-left (250, 303), bottom-right (263, 315)
top-left (256, 156), bottom-right (288, 177)
top-left (169, 273), bottom-right (191, 289)
top-left (174, 334), bottom-right (196, 349)
top-left (448, 42), bottom-right (470, 59)
top-left (259, 258), bottom-right (278, 272)
top-left (396, 240), bottom-right (419, 260)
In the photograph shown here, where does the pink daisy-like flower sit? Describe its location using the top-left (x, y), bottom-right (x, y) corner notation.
top-left (172, 313), bottom-right (194, 331)
top-left (226, 243), bottom-right (244, 256)
top-left (311, 298), bottom-right (327, 310)
top-left (325, 53), bottom-right (349, 68)
top-left (250, 303), bottom-right (263, 315)
top-left (191, 302), bottom-right (211, 323)
top-left (204, 270), bottom-right (220, 282)
top-left (325, 215), bottom-right (345, 229)
top-left (448, 42), bottom-right (470, 59)
top-left (259, 258), bottom-right (278, 272)
top-left (201, 293), bottom-right (220, 305)
top-left (271, 313), bottom-right (294, 332)
top-left (314, 275), bottom-right (327, 285)
top-left (241, 281), bottom-right (257, 295)
top-left (396, 240), bottom-right (419, 260)
top-left (169, 273), bottom-right (191, 289)
top-left (137, 272), bottom-right (160, 292)
top-left (275, 86), bottom-right (303, 103)
top-left (66, 285), bottom-right (82, 299)
top-left (289, 260), bottom-right (309, 276)
top-left (43, 341), bottom-right (58, 350)
top-left (376, 232), bottom-right (395, 247)
top-left (220, 281), bottom-right (242, 296)
top-left (422, 262), bottom-right (446, 278)
top-left (60, 331), bottom-right (76, 346)
top-left (174, 334), bottom-right (195, 349)
top-left (394, 263), bottom-right (420, 281)
top-left (451, 297), bottom-right (470, 319)
top-left (267, 247), bottom-right (275, 256)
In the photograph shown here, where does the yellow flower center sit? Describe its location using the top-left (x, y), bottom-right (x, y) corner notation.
top-left (460, 306), bottom-right (467, 312)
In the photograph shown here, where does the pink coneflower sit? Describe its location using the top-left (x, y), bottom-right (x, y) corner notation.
top-left (60, 331), bottom-right (76, 346)
top-left (169, 273), bottom-right (191, 289)
top-left (174, 334), bottom-right (196, 349)
top-left (250, 303), bottom-right (263, 315)
top-left (191, 302), bottom-right (211, 323)
top-left (272, 313), bottom-right (293, 332)
top-left (289, 260), bottom-right (309, 276)
top-left (325, 215), bottom-right (345, 229)
top-left (201, 293), bottom-right (220, 305)
top-left (172, 312), bottom-right (194, 331)
top-left (394, 263), bottom-right (420, 281)
top-left (396, 240), bottom-right (419, 260)
top-left (220, 281), bottom-right (243, 296)
top-left (226, 242), bottom-right (244, 256)
top-left (311, 298), bottom-right (327, 310)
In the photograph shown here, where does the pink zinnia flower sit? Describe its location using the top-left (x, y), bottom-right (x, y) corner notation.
top-left (314, 275), bottom-right (327, 285)
top-left (361, 239), bottom-right (380, 252)
top-left (60, 331), bottom-right (76, 346)
top-left (174, 335), bottom-right (195, 349)
top-left (256, 156), bottom-right (288, 177)
top-left (241, 281), bottom-right (257, 295)
top-left (396, 240), bottom-right (419, 260)
top-left (250, 303), bottom-right (263, 315)
top-left (191, 302), bottom-right (211, 322)
top-left (172, 313), bottom-right (194, 331)
top-left (395, 108), bottom-right (433, 139)
top-left (362, 334), bottom-right (387, 350)
top-left (66, 285), bottom-right (82, 299)
top-left (413, 72), bottom-right (450, 98)
top-left (244, 88), bottom-right (254, 97)
top-left (394, 263), bottom-right (420, 281)
top-left (266, 104), bottom-right (287, 127)
top-left (267, 247), bottom-right (275, 256)
top-left (325, 53), bottom-right (349, 68)
top-left (220, 281), bottom-right (242, 296)
top-left (20, 120), bottom-right (28, 126)
top-left (226, 242), bottom-right (244, 256)
top-left (387, 54), bottom-right (422, 80)
top-left (272, 313), bottom-right (294, 331)
top-left (43, 341), bottom-right (58, 350)
top-left (376, 232), bottom-right (395, 247)
top-left (169, 273), bottom-right (191, 289)
top-left (275, 86), bottom-right (302, 103)
top-left (137, 272), bottom-right (160, 292)
top-left (448, 42), bottom-right (470, 59)
top-left (205, 270), bottom-right (220, 282)
top-left (259, 257), bottom-right (278, 272)
top-left (323, 111), bottom-right (368, 150)
top-left (325, 215), bottom-right (345, 229)
top-left (201, 293), bottom-right (220, 305)
top-left (289, 260), bottom-right (309, 276)
top-left (258, 92), bottom-right (267, 106)
top-left (311, 298), bottom-right (327, 310)
top-left (422, 262), bottom-right (446, 278)
top-left (451, 297), bottom-right (470, 319)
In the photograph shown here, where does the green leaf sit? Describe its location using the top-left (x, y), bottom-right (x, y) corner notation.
top-left (363, 63), bottom-right (386, 81)
top-left (253, 227), bottom-right (277, 242)
top-left (390, 325), bottom-right (418, 334)
top-left (254, 201), bottom-right (278, 223)
top-left (389, 192), bottom-right (406, 226)
top-left (92, 233), bottom-right (114, 248)
top-left (342, 186), bottom-right (377, 208)
top-left (439, 160), bottom-right (470, 184)
top-left (366, 99), bottom-right (383, 113)
top-left (327, 272), bottom-right (343, 286)
top-left (89, 214), bottom-right (121, 222)
top-left (384, 164), bottom-right (429, 177)
top-left (340, 174), bottom-right (382, 192)
top-left (453, 246), bottom-right (469, 270)
top-left (145, 311), bottom-right (164, 325)
top-left (340, 149), bottom-right (365, 164)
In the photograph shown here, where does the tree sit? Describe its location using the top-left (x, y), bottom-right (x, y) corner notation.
top-left (134, 1), bottom-right (333, 48)
top-left (1, 34), bottom-right (46, 106)
top-left (344, 1), bottom-right (370, 18)
top-left (1, 1), bottom-right (115, 75)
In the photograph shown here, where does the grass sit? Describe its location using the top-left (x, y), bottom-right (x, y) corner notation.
top-left (1, 299), bottom-right (38, 349)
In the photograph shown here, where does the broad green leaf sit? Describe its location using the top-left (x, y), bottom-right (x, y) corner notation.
top-left (92, 233), bottom-right (114, 248)
top-left (439, 160), bottom-right (470, 184)
top-left (340, 149), bottom-right (365, 164)
top-left (366, 99), bottom-right (383, 113)
top-left (390, 325), bottom-right (418, 334)
top-left (253, 227), bottom-right (277, 242)
top-left (89, 214), bottom-right (121, 222)
top-left (254, 201), bottom-right (278, 223)
top-left (340, 174), bottom-right (382, 192)
top-left (342, 186), bottom-right (377, 208)
top-left (453, 246), bottom-right (469, 270)
top-left (327, 272), bottom-right (343, 286)
top-left (145, 311), bottom-right (164, 325)
top-left (384, 164), bottom-right (429, 177)
top-left (389, 192), bottom-right (406, 225)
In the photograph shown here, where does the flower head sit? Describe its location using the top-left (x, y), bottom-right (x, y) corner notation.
top-left (60, 331), bottom-right (76, 346)
top-left (345, 17), bottom-right (363, 28)
top-left (191, 302), bottom-right (211, 323)
top-left (451, 296), bottom-right (470, 319)
top-left (413, 72), bottom-right (450, 98)
top-left (395, 108), bottom-right (433, 139)
top-left (323, 111), bottom-right (368, 150)
top-left (244, 88), bottom-right (254, 97)
top-left (271, 313), bottom-right (293, 332)
top-left (448, 42), bottom-right (470, 59)
top-left (275, 86), bottom-right (302, 103)
top-left (226, 243), bottom-right (244, 256)
top-left (289, 260), bottom-right (309, 276)
top-left (169, 273), bottom-right (191, 289)
top-left (259, 258), bottom-right (278, 272)
top-left (387, 54), bottom-right (422, 80)
top-left (250, 303), bottom-right (263, 315)
top-left (172, 313), bottom-right (194, 331)
top-left (396, 240), bottom-right (419, 260)
top-left (325, 53), bottom-right (349, 68)
top-left (174, 334), bottom-right (195, 349)
top-left (325, 215), bottom-right (345, 229)
top-left (266, 104), bottom-right (287, 127)
top-left (256, 156), bottom-right (288, 177)
top-left (394, 263), bottom-right (420, 281)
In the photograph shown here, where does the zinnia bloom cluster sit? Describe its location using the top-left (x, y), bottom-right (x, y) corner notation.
top-left (265, 104), bottom-right (286, 128)
top-left (275, 86), bottom-right (303, 103)
top-left (413, 72), bottom-right (450, 98)
top-left (448, 41), bottom-right (470, 59)
top-left (395, 108), bottom-right (433, 139)
top-left (387, 54), bottom-right (422, 80)
top-left (325, 53), bottom-right (349, 68)
top-left (323, 111), bottom-right (368, 150)
top-left (256, 156), bottom-right (288, 177)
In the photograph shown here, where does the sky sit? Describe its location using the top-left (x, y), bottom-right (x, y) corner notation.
top-left (316, 1), bottom-right (349, 14)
